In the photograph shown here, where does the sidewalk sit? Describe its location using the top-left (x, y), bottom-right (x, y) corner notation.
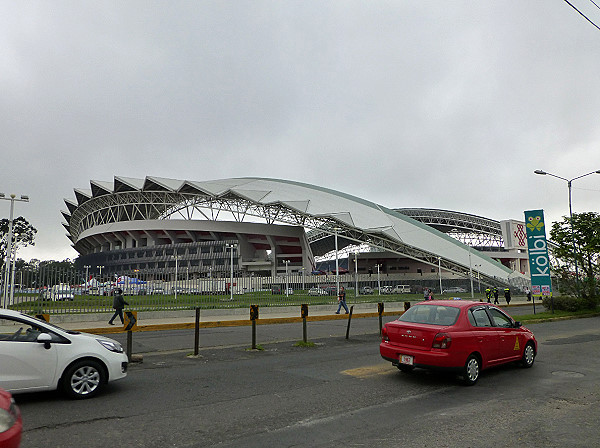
top-left (52, 295), bottom-right (536, 335)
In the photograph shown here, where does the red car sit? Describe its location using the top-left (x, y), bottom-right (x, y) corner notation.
top-left (0, 387), bottom-right (22, 448)
top-left (380, 300), bottom-right (537, 385)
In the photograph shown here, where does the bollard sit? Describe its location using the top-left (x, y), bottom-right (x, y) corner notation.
top-left (377, 302), bottom-right (384, 336)
top-left (126, 330), bottom-right (133, 362)
top-left (345, 305), bottom-right (354, 340)
top-left (250, 305), bottom-right (259, 349)
top-left (194, 307), bottom-right (200, 356)
top-left (404, 301), bottom-right (411, 311)
top-left (301, 304), bottom-right (308, 343)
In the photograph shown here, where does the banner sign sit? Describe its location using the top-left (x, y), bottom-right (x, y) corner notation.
top-left (524, 209), bottom-right (552, 297)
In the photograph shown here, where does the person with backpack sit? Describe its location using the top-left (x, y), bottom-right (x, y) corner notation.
top-left (108, 288), bottom-right (129, 325)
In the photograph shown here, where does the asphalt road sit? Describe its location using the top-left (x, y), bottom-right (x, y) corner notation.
top-left (15, 315), bottom-right (600, 448)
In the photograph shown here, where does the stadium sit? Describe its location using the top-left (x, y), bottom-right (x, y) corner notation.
top-left (63, 176), bottom-right (530, 292)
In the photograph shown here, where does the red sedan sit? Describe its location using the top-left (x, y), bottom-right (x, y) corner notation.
top-left (380, 300), bottom-right (537, 385)
top-left (0, 387), bottom-right (22, 448)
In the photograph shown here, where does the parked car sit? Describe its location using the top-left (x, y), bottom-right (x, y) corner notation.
top-left (0, 309), bottom-right (128, 399)
top-left (360, 286), bottom-right (373, 295)
top-left (379, 286), bottom-right (393, 294)
top-left (392, 285), bottom-right (412, 294)
top-left (442, 287), bottom-right (467, 294)
top-left (308, 287), bottom-right (328, 296)
top-left (149, 287), bottom-right (165, 295)
top-left (0, 387), bottom-right (21, 448)
top-left (380, 300), bottom-right (537, 385)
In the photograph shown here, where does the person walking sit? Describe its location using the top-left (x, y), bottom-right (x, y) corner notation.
top-left (525, 287), bottom-right (532, 302)
top-left (493, 287), bottom-right (499, 305)
top-left (485, 287), bottom-right (491, 303)
top-left (335, 286), bottom-right (349, 314)
top-left (108, 288), bottom-right (129, 325)
top-left (504, 287), bottom-right (511, 305)
top-left (423, 288), bottom-right (429, 301)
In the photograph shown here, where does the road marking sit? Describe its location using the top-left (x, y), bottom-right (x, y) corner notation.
top-left (342, 363), bottom-right (395, 378)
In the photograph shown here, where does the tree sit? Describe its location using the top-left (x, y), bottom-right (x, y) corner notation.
top-left (0, 216), bottom-right (37, 271)
top-left (549, 212), bottom-right (600, 308)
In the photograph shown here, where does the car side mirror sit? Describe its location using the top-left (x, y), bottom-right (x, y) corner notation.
top-left (37, 332), bottom-right (52, 349)
top-left (514, 321), bottom-right (522, 328)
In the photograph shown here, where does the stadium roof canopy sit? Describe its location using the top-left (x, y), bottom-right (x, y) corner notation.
top-left (63, 176), bottom-right (513, 284)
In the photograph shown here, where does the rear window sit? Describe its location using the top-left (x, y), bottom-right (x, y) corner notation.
top-left (398, 305), bottom-right (459, 326)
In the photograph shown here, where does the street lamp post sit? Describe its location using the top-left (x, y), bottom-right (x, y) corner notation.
top-left (226, 243), bottom-right (237, 301)
top-left (334, 227), bottom-right (340, 297)
top-left (354, 252), bottom-right (359, 298)
top-left (84, 265), bottom-right (91, 291)
top-left (438, 257), bottom-right (443, 294)
top-left (468, 248), bottom-right (474, 299)
top-left (284, 260), bottom-right (290, 298)
top-left (1, 193), bottom-right (29, 307)
top-left (474, 264), bottom-right (482, 292)
top-left (534, 169), bottom-right (600, 291)
top-left (376, 264), bottom-right (381, 295)
top-left (173, 253), bottom-right (179, 301)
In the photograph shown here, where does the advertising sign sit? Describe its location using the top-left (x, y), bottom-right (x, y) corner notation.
top-left (524, 210), bottom-right (552, 297)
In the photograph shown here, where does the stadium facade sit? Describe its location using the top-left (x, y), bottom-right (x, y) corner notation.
top-left (63, 176), bottom-right (530, 289)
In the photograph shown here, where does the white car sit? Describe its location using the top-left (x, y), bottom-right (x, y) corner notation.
top-left (443, 287), bottom-right (468, 294)
top-left (0, 309), bottom-right (128, 399)
top-left (308, 287), bottom-right (327, 296)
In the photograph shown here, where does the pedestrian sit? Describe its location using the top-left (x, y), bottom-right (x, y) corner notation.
top-left (423, 288), bottom-right (429, 301)
top-left (493, 287), bottom-right (499, 305)
top-left (335, 286), bottom-right (349, 314)
top-left (428, 289), bottom-right (434, 300)
top-left (485, 287), bottom-right (491, 303)
top-left (504, 287), bottom-right (511, 305)
top-left (525, 287), bottom-right (532, 302)
top-left (108, 288), bottom-right (129, 325)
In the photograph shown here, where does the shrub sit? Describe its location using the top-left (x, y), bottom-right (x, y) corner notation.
top-left (541, 295), bottom-right (593, 312)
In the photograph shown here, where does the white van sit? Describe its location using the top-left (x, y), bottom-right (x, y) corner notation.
top-left (392, 285), bottom-right (411, 294)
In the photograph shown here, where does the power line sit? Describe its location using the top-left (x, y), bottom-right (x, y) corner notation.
top-left (563, 0), bottom-right (600, 31)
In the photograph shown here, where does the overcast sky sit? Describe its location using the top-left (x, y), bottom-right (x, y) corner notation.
top-left (2, 1), bottom-right (600, 262)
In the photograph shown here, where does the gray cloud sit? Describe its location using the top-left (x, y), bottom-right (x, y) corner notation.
top-left (1, 1), bottom-right (599, 261)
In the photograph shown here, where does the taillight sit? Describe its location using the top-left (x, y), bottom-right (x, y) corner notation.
top-left (432, 332), bottom-right (452, 349)
top-left (381, 326), bottom-right (389, 342)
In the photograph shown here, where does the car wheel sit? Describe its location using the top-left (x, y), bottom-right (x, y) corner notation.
top-left (462, 355), bottom-right (480, 386)
top-left (397, 364), bottom-right (415, 373)
top-left (521, 342), bottom-right (536, 368)
top-left (62, 360), bottom-right (105, 399)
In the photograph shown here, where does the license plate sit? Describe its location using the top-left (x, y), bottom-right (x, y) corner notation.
top-left (399, 354), bottom-right (414, 365)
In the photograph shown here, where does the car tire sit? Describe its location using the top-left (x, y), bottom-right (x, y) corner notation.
top-left (462, 355), bottom-right (480, 386)
top-left (521, 342), bottom-right (536, 368)
top-left (397, 364), bottom-right (415, 373)
top-left (61, 359), bottom-right (105, 399)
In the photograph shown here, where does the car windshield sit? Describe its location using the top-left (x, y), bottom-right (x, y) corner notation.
top-left (398, 305), bottom-right (460, 326)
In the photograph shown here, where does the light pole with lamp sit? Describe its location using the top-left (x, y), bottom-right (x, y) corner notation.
top-left (84, 265), bottom-right (91, 291)
top-left (1, 193), bottom-right (29, 307)
top-left (438, 257), bottom-right (443, 295)
top-left (284, 260), bottom-right (290, 298)
top-left (376, 264), bottom-right (381, 295)
top-left (172, 253), bottom-right (179, 301)
top-left (534, 169), bottom-right (600, 291)
top-left (474, 264), bottom-right (481, 293)
top-left (334, 227), bottom-right (340, 297)
top-left (354, 252), bottom-right (359, 297)
top-left (226, 243), bottom-right (237, 301)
